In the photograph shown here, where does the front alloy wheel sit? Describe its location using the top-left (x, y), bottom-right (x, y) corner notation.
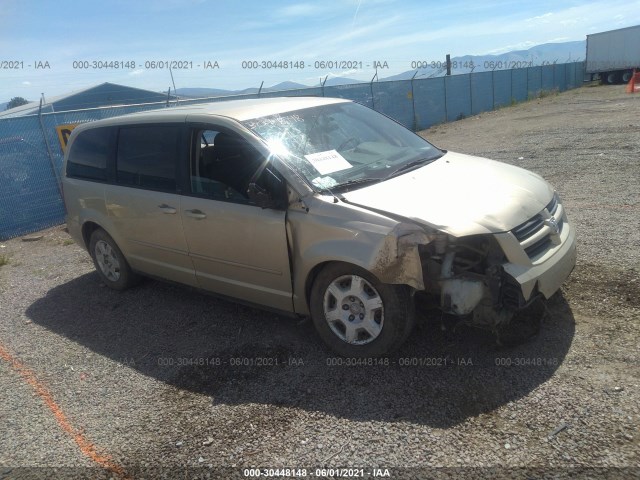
top-left (323, 275), bottom-right (384, 345)
top-left (310, 263), bottom-right (414, 357)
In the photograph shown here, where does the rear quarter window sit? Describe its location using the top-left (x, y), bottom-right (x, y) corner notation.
top-left (116, 125), bottom-right (181, 191)
top-left (66, 127), bottom-right (115, 181)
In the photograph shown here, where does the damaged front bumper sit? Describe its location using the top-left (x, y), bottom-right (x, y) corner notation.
top-left (422, 212), bottom-right (576, 328)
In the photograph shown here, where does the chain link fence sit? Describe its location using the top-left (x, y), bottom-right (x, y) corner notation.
top-left (0, 62), bottom-right (585, 240)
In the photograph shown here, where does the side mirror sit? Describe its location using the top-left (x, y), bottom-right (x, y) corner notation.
top-left (247, 182), bottom-right (278, 209)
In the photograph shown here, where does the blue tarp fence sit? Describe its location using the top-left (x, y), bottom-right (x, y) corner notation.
top-left (0, 62), bottom-right (584, 240)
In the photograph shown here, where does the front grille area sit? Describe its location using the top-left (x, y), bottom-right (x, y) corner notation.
top-left (511, 194), bottom-right (564, 260)
top-left (512, 214), bottom-right (545, 241)
top-left (524, 235), bottom-right (552, 258)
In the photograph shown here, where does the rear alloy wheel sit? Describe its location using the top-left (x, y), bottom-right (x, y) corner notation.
top-left (310, 263), bottom-right (414, 357)
top-left (89, 229), bottom-right (139, 290)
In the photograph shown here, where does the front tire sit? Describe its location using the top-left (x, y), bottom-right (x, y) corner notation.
top-left (89, 228), bottom-right (139, 290)
top-left (310, 263), bottom-right (414, 357)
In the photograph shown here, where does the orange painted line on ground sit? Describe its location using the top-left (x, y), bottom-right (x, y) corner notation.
top-left (0, 343), bottom-right (131, 479)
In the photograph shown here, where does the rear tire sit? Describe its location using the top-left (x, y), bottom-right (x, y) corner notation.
top-left (89, 228), bottom-right (139, 290)
top-left (310, 263), bottom-right (414, 357)
top-left (604, 71), bottom-right (620, 85)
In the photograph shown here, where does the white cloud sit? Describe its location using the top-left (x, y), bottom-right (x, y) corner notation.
top-left (276, 3), bottom-right (324, 18)
top-left (526, 12), bottom-right (553, 22)
top-left (262, 14), bottom-right (402, 60)
top-left (353, 0), bottom-right (363, 26)
top-left (22, 81), bottom-right (31, 86)
top-left (129, 69), bottom-right (145, 76)
top-left (486, 41), bottom-right (537, 55)
top-left (338, 68), bottom-right (360, 77)
top-left (238, 3), bottom-right (341, 30)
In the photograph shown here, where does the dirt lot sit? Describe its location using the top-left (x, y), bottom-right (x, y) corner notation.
top-left (0, 84), bottom-right (638, 479)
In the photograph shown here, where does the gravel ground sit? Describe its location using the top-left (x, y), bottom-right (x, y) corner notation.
top-left (0, 84), bottom-right (638, 480)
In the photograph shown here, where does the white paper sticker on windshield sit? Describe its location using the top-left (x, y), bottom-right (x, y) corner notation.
top-left (304, 150), bottom-right (352, 175)
top-left (312, 175), bottom-right (338, 189)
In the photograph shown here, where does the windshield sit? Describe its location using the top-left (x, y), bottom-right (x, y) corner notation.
top-left (243, 102), bottom-right (443, 192)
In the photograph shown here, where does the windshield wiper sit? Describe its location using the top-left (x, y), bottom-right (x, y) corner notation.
top-left (324, 177), bottom-right (383, 192)
top-left (387, 157), bottom-right (437, 179)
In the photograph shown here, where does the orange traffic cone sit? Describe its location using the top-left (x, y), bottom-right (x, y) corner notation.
top-left (626, 70), bottom-right (640, 93)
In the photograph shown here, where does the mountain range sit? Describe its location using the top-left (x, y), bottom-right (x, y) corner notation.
top-left (175, 40), bottom-right (586, 98)
top-left (174, 76), bottom-right (362, 98)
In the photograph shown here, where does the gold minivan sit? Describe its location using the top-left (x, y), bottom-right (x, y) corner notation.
top-left (63, 97), bottom-right (576, 357)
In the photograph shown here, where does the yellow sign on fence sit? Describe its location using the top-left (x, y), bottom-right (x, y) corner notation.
top-left (55, 123), bottom-right (79, 152)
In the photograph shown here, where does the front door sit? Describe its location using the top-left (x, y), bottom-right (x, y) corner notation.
top-left (180, 126), bottom-right (292, 311)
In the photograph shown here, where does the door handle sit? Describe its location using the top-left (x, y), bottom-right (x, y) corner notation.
top-left (185, 209), bottom-right (207, 219)
top-left (158, 204), bottom-right (177, 214)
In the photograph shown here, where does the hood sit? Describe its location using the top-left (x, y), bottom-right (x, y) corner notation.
top-left (341, 151), bottom-right (554, 237)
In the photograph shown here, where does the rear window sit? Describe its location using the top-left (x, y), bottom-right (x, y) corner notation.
top-left (66, 127), bottom-right (114, 181)
top-left (116, 126), bottom-right (181, 191)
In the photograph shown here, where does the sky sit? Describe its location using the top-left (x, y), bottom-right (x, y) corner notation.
top-left (1, 0), bottom-right (639, 102)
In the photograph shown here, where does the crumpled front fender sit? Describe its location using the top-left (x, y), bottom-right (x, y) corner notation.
top-left (369, 223), bottom-right (436, 291)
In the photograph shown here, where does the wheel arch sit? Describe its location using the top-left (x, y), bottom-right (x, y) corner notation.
top-left (81, 221), bottom-right (103, 250)
top-left (304, 260), bottom-right (380, 313)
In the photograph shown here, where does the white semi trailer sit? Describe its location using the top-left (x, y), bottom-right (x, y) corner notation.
top-left (586, 25), bottom-right (640, 85)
